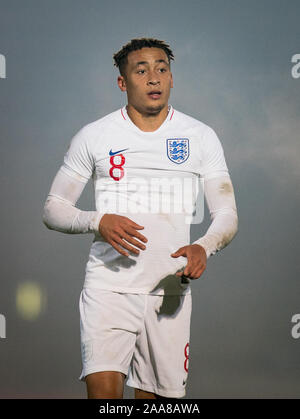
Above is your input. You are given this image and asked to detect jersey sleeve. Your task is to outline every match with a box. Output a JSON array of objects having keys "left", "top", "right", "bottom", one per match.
[
  {"left": 200, "top": 126, "right": 229, "bottom": 180},
  {"left": 43, "top": 166, "right": 104, "bottom": 235},
  {"left": 192, "top": 174, "right": 238, "bottom": 259},
  {"left": 63, "top": 126, "right": 94, "bottom": 181}
]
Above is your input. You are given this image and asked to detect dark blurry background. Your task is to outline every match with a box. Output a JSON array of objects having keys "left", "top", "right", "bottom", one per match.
[{"left": 0, "top": 0, "right": 299, "bottom": 398}]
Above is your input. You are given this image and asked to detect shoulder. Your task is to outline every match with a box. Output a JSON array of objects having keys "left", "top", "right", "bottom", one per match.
[
  {"left": 68, "top": 107, "right": 122, "bottom": 152},
  {"left": 172, "top": 107, "right": 224, "bottom": 154},
  {"left": 172, "top": 107, "right": 212, "bottom": 134},
  {"left": 79, "top": 107, "right": 122, "bottom": 138}
]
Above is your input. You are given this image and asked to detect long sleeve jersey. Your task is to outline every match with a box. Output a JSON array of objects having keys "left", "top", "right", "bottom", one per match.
[{"left": 43, "top": 104, "right": 238, "bottom": 295}]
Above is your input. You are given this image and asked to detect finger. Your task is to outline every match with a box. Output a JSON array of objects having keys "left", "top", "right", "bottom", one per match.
[
  {"left": 188, "top": 269, "right": 200, "bottom": 279},
  {"left": 196, "top": 269, "right": 205, "bottom": 279},
  {"left": 113, "top": 234, "right": 140, "bottom": 255},
  {"left": 175, "top": 271, "right": 183, "bottom": 277},
  {"left": 126, "top": 227, "right": 148, "bottom": 243},
  {"left": 189, "top": 268, "right": 199, "bottom": 279},
  {"left": 191, "top": 262, "right": 206, "bottom": 278},
  {"left": 109, "top": 240, "right": 129, "bottom": 257},
  {"left": 171, "top": 248, "right": 186, "bottom": 257},
  {"left": 183, "top": 264, "right": 193, "bottom": 277},
  {"left": 121, "top": 232, "right": 146, "bottom": 250},
  {"left": 125, "top": 218, "right": 144, "bottom": 229},
  {"left": 190, "top": 270, "right": 203, "bottom": 280},
  {"left": 194, "top": 265, "right": 206, "bottom": 279}
]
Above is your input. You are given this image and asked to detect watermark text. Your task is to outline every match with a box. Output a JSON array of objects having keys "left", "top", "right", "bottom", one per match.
[
  {"left": 0, "top": 314, "right": 6, "bottom": 338},
  {"left": 0, "top": 54, "right": 6, "bottom": 79},
  {"left": 291, "top": 313, "right": 300, "bottom": 339},
  {"left": 291, "top": 54, "right": 300, "bottom": 79}
]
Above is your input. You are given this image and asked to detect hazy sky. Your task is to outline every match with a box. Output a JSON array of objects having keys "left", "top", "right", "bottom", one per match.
[{"left": 0, "top": 0, "right": 299, "bottom": 398}]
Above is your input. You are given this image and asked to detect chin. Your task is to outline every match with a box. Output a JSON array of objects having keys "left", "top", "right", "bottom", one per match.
[{"left": 144, "top": 103, "right": 165, "bottom": 115}]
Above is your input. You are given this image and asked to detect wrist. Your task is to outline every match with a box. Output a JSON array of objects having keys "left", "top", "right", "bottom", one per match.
[
  {"left": 192, "top": 238, "right": 211, "bottom": 259},
  {"left": 90, "top": 212, "right": 105, "bottom": 235}
]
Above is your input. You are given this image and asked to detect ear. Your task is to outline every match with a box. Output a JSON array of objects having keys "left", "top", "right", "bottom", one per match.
[
  {"left": 117, "top": 75, "right": 127, "bottom": 92},
  {"left": 170, "top": 72, "right": 174, "bottom": 88}
]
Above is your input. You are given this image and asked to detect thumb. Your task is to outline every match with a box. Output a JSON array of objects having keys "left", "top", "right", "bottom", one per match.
[{"left": 171, "top": 247, "right": 186, "bottom": 258}]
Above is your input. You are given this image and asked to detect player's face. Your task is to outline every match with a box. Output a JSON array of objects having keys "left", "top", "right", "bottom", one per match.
[{"left": 117, "top": 47, "right": 173, "bottom": 115}]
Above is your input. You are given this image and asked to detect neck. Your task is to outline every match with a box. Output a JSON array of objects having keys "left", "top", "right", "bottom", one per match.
[{"left": 126, "top": 103, "right": 169, "bottom": 132}]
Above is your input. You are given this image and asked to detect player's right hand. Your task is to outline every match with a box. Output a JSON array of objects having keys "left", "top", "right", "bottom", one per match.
[{"left": 98, "top": 214, "right": 148, "bottom": 257}]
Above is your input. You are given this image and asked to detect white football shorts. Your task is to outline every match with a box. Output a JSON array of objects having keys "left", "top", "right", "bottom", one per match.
[{"left": 79, "top": 288, "right": 192, "bottom": 398}]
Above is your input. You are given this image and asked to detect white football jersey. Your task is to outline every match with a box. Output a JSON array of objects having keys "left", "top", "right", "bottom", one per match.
[{"left": 62, "top": 104, "right": 229, "bottom": 295}]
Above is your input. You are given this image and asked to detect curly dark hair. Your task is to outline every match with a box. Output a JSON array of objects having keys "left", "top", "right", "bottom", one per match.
[{"left": 113, "top": 37, "right": 174, "bottom": 77}]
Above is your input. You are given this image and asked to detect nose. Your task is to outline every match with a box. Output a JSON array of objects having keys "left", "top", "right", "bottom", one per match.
[
  {"left": 147, "top": 79, "right": 160, "bottom": 86},
  {"left": 147, "top": 70, "right": 160, "bottom": 85}
]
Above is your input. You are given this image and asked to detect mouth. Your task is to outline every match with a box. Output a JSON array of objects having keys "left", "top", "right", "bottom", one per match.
[{"left": 147, "top": 90, "right": 162, "bottom": 99}]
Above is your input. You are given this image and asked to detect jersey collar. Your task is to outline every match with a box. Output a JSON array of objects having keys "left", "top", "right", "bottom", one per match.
[{"left": 120, "top": 104, "right": 174, "bottom": 134}]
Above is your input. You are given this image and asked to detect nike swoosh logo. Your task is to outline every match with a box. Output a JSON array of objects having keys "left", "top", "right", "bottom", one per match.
[{"left": 109, "top": 148, "right": 129, "bottom": 156}]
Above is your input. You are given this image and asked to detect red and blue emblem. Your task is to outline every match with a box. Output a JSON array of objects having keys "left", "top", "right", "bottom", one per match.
[{"left": 166, "top": 138, "right": 189, "bottom": 164}]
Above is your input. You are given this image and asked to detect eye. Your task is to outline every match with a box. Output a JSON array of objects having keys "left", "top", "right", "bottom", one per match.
[
  {"left": 137, "top": 69, "right": 145, "bottom": 74},
  {"left": 159, "top": 68, "right": 167, "bottom": 72}
]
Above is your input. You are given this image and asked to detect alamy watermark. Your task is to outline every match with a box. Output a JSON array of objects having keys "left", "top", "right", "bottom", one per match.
[
  {"left": 95, "top": 175, "right": 205, "bottom": 224},
  {"left": 291, "top": 54, "right": 300, "bottom": 79},
  {"left": 0, "top": 54, "right": 6, "bottom": 79},
  {"left": 0, "top": 314, "right": 6, "bottom": 338},
  {"left": 291, "top": 313, "right": 300, "bottom": 339}
]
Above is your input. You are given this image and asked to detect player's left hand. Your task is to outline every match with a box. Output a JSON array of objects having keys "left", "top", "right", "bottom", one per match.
[{"left": 171, "top": 244, "right": 207, "bottom": 280}]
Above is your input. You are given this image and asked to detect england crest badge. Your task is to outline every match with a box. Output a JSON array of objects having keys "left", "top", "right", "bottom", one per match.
[{"left": 166, "top": 138, "right": 190, "bottom": 164}]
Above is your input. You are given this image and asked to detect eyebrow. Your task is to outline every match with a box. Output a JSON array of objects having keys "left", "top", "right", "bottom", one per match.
[{"left": 134, "top": 59, "right": 169, "bottom": 67}]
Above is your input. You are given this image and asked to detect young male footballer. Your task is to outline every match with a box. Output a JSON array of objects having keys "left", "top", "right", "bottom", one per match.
[{"left": 42, "top": 37, "right": 238, "bottom": 399}]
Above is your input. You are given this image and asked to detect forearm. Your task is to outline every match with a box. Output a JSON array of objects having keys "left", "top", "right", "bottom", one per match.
[
  {"left": 42, "top": 165, "right": 103, "bottom": 235},
  {"left": 192, "top": 175, "right": 238, "bottom": 258},
  {"left": 193, "top": 208, "right": 238, "bottom": 258},
  {"left": 43, "top": 195, "right": 103, "bottom": 234}
]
